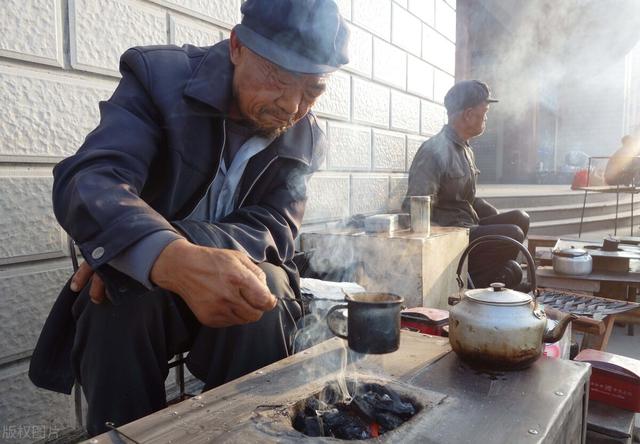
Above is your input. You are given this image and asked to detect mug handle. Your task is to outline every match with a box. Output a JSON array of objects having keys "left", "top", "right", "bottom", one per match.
[{"left": 326, "top": 304, "right": 348, "bottom": 340}]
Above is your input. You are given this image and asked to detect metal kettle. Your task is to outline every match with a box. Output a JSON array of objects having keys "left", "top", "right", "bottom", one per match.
[
  {"left": 448, "top": 235, "right": 576, "bottom": 370},
  {"left": 552, "top": 247, "right": 593, "bottom": 275}
]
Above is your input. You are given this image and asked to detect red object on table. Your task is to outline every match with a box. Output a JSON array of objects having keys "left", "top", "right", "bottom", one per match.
[
  {"left": 401, "top": 307, "right": 449, "bottom": 337},
  {"left": 571, "top": 169, "right": 589, "bottom": 189},
  {"left": 575, "top": 349, "right": 640, "bottom": 412}
]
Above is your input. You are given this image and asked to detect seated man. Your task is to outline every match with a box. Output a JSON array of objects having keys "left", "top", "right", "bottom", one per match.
[
  {"left": 29, "top": 0, "right": 349, "bottom": 436},
  {"left": 403, "top": 80, "right": 529, "bottom": 289},
  {"left": 605, "top": 134, "right": 640, "bottom": 186}
]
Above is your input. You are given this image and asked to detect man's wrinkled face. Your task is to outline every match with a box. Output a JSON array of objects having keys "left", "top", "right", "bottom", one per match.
[
  {"left": 465, "top": 102, "right": 490, "bottom": 137},
  {"left": 229, "top": 33, "right": 327, "bottom": 138}
]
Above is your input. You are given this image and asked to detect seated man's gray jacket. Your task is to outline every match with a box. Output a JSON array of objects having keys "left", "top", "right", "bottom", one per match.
[
  {"left": 29, "top": 41, "right": 325, "bottom": 394},
  {"left": 402, "top": 125, "right": 480, "bottom": 227}
]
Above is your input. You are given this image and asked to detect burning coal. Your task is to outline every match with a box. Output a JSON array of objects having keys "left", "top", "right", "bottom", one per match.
[{"left": 292, "top": 380, "right": 419, "bottom": 440}]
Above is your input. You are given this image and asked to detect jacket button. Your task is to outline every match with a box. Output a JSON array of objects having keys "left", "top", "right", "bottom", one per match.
[{"left": 91, "top": 247, "right": 105, "bottom": 259}]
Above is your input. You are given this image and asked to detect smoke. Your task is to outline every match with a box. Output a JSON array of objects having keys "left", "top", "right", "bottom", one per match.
[
  {"left": 470, "top": 0, "right": 640, "bottom": 114},
  {"left": 464, "top": 0, "right": 640, "bottom": 174}
]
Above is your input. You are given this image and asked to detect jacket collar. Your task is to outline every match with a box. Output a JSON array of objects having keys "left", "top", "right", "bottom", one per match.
[
  {"left": 184, "top": 41, "right": 234, "bottom": 113},
  {"left": 444, "top": 124, "right": 470, "bottom": 149},
  {"left": 273, "top": 114, "right": 315, "bottom": 166}
]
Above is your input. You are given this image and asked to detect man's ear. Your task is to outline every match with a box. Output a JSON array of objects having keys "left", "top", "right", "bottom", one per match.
[{"left": 229, "top": 30, "right": 242, "bottom": 66}]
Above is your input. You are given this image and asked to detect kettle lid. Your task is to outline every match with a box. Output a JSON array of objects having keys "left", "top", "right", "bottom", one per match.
[
  {"left": 554, "top": 247, "right": 589, "bottom": 258},
  {"left": 466, "top": 282, "right": 532, "bottom": 306}
]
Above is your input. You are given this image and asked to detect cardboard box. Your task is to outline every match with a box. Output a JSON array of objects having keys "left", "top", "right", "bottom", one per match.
[{"left": 575, "top": 349, "right": 640, "bottom": 412}]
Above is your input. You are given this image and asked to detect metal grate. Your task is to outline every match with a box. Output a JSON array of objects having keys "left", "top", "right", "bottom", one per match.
[{"left": 538, "top": 288, "right": 640, "bottom": 318}]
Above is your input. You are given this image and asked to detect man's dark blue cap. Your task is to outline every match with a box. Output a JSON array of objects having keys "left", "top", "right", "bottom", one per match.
[
  {"left": 234, "top": 0, "right": 350, "bottom": 75},
  {"left": 444, "top": 80, "right": 499, "bottom": 114}
]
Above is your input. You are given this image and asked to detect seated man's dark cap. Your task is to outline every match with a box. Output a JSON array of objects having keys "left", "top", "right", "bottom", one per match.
[
  {"left": 444, "top": 80, "right": 499, "bottom": 114},
  {"left": 233, "top": 0, "right": 350, "bottom": 75}
]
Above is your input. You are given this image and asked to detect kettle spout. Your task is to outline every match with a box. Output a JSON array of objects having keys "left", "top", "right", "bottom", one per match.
[{"left": 543, "top": 308, "right": 578, "bottom": 344}]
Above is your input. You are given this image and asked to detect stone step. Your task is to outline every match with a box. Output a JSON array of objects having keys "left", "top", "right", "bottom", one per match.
[
  {"left": 506, "top": 199, "right": 637, "bottom": 223},
  {"left": 481, "top": 191, "right": 622, "bottom": 210},
  {"left": 529, "top": 210, "right": 636, "bottom": 237}
]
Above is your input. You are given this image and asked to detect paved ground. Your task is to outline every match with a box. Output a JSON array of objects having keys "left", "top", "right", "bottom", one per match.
[{"left": 608, "top": 325, "right": 640, "bottom": 360}]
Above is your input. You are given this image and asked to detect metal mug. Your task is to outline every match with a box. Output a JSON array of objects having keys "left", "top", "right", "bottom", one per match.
[{"left": 326, "top": 292, "right": 404, "bottom": 354}]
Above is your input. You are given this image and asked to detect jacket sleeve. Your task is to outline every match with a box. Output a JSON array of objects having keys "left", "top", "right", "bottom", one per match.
[
  {"left": 52, "top": 48, "right": 179, "bottom": 269},
  {"left": 402, "top": 144, "right": 442, "bottom": 212},
  {"left": 174, "top": 158, "right": 316, "bottom": 266}
]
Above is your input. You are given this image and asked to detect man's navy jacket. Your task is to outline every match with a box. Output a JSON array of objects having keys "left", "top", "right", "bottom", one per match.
[{"left": 29, "top": 40, "right": 326, "bottom": 394}]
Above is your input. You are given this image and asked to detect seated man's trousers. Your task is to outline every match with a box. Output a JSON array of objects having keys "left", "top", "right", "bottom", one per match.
[
  {"left": 468, "top": 210, "right": 530, "bottom": 288},
  {"left": 71, "top": 262, "right": 301, "bottom": 436}
]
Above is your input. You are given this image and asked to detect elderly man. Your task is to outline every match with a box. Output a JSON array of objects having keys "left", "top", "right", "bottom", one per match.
[
  {"left": 403, "top": 81, "right": 529, "bottom": 289},
  {"left": 29, "top": 0, "right": 349, "bottom": 435}
]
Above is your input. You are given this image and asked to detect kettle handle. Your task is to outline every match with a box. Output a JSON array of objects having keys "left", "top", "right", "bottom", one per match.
[{"left": 456, "top": 234, "right": 538, "bottom": 293}]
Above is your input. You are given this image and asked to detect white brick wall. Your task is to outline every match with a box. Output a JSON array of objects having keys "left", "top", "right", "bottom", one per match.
[
  {"left": 392, "top": 3, "right": 422, "bottom": 57},
  {"left": 350, "top": 174, "right": 389, "bottom": 214},
  {"left": 0, "top": 173, "right": 64, "bottom": 264},
  {"left": 391, "top": 90, "right": 421, "bottom": 133},
  {"left": 327, "top": 122, "right": 371, "bottom": 170},
  {"left": 422, "top": 23, "right": 455, "bottom": 75},
  {"left": 352, "top": 0, "right": 391, "bottom": 40},
  {"left": 407, "top": 55, "right": 435, "bottom": 99},
  {"left": 352, "top": 77, "right": 390, "bottom": 127},
  {"left": 435, "top": 0, "right": 456, "bottom": 42},
  {"left": 151, "top": 0, "right": 240, "bottom": 27},
  {"left": 372, "top": 129, "right": 406, "bottom": 171},
  {"left": 0, "top": 0, "right": 63, "bottom": 67},
  {"left": 389, "top": 174, "right": 409, "bottom": 209},
  {"left": 314, "top": 71, "right": 351, "bottom": 121},
  {"left": 0, "top": 361, "right": 75, "bottom": 439},
  {"left": 169, "top": 14, "right": 223, "bottom": 47},
  {"left": 305, "top": 173, "right": 350, "bottom": 222},
  {"left": 0, "top": 65, "right": 116, "bottom": 158},
  {"left": 373, "top": 38, "right": 407, "bottom": 89},
  {"left": 0, "top": 261, "right": 72, "bottom": 361},
  {"left": 70, "top": 0, "right": 168, "bottom": 76},
  {"left": 409, "top": 0, "right": 435, "bottom": 26},
  {"left": 344, "top": 24, "right": 373, "bottom": 77},
  {"left": 0, "top": 0, "right": 456, "bottom": 432},
  {"left": 422, "top": 99, "right": 448, "bottom": 135}
]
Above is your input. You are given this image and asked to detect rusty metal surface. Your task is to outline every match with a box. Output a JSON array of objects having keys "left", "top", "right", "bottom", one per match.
[{"left": 87, "top": 332, "right": 590, "bottom": 444}]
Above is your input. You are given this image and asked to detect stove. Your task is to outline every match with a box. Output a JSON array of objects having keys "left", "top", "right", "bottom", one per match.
[{"left": 89, "top": 332, "right": 590, "bottom": 444}]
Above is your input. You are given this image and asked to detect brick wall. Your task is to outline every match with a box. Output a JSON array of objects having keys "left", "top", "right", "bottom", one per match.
[{"left": 0, "top": 0, "right": 455, "bottom": 437}]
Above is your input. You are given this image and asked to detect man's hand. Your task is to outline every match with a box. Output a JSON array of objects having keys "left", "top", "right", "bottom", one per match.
[
  {"left": 150, "top": 239, "right": 277, "bottom": 328},
  {"left": 70, "top": 261, "right": 106, "bottom": 304}
]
